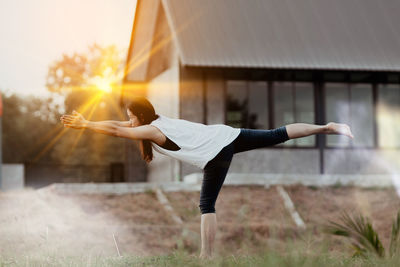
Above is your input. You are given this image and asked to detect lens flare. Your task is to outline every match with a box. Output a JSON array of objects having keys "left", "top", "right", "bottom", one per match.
[{"left": 91, "top": 75, "right": 113, "bottom": 93}]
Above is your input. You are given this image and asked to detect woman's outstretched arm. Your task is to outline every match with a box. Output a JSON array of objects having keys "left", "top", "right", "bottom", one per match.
[
  {"left": 99, "top": 120, "right": 132, "bottom": 127},
  {"left": 60, "top": 111, "right": 156, "bottom": 141}
]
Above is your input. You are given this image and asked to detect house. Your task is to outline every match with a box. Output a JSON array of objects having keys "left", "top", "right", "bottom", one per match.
[{"left": 122, "top": 0, "right": 400, "bottom": 183}]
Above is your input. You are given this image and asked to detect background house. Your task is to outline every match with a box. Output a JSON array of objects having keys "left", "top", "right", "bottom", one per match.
[{"left": 122, "top": 0, "right": 400, "bottom": 182}]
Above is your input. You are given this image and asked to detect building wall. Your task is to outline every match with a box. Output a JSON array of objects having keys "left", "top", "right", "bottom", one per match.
[
  {"left": 146, "top": 50, "right": 180, "bottom": 182},
  {"left": 124, "top": 140, "right": 147, "bottom": 182},
  {"left": 230, "top": 149, "right": 320, "bottom": 174},
  {"left": 205, "top": 70, "right": 225, "bottom": 125},
  {"left": 178, "top": 68, "right": 400, "bottom": 177},
  {"left": 228, "top": 148, "right": 400, "bottom": 175},
  {"left": 146, "top": 63, "right": 400, "bottom": 179},
  {"left": 25, "top": 163, "right": 112, "bottom": 188},
  {"left": 179, "top": 67, "right": 204, "bottom": 123},
  {"left": 324, "top": 149, "right": 400, "bottom": 174},
  {"left": 124, "top": 0, "right": 181, "bottom": 182},
  {"left": 177, "top": 69, "right": 323, "bottom": 177},
  {"left": 178, "top": 67, "right": 206, "bottom": 177},
  {"left": 227, "top": 148, "right": 400, "bottom": 175}
]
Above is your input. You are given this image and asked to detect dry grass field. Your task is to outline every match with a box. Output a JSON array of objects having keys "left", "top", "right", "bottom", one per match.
[{"left": 1, "top": 184, "right": 399, "bottom": 266}]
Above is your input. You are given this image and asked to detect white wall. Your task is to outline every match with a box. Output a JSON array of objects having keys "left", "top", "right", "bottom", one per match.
[
  {"left": 1, "top": 164, "right": 24, "bottom": 191},
  {"left": 324, "top": 149, "right": 400, "bottom": 174},
  {"left": 146, "top": 49, "right": 180, "bottom": 182}
]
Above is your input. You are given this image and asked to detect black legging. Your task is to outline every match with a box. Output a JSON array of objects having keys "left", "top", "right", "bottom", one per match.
[{"left": 199, "top": 126, "right": 290, "bottom": 214}]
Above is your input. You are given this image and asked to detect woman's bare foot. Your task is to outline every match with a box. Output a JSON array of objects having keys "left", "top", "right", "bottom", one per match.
[{"left": 325, "top": 122, "right": 354, "bottom": 139}]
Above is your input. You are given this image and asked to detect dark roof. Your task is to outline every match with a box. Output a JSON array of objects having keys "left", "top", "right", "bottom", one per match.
[{"left": 162, "top": 0, "right": 400, "bottom": 71}]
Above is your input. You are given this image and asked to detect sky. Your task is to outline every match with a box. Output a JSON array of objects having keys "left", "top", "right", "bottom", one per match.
[{"left": 0, "top": 0, "right": 137, "bottom": 97}]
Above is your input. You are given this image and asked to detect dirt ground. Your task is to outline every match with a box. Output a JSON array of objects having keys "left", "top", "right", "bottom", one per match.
[
  {"left": 0, "top": 185, "right": 399, "bottom": 258},
  {"left": 284, "top": 186, "right": 400, "bottom": 250}
]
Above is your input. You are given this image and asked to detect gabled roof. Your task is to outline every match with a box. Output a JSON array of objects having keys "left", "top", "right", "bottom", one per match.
[
  {"left": 164, "top": 0, "right": 400, "bottom": 71},
  {"left": 124, "top": 0, "right": 162, "bottom": 82},
  {"left": 126, "top": 0, "right": 400, "bottom": 75}
]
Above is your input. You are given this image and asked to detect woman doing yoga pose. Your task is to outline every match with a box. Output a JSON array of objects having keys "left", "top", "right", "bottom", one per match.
[{"left": 60, "top": 96, "right": 354, "bottom": 259}]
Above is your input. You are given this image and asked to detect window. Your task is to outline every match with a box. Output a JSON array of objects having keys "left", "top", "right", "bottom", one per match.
[
  {"left": 377, "top": 84, "right": 400, "bottom": 148},
  {"left": 295, "top": 83, "right": 315, "bottom": 146},
  {"left": 350, "top": 84, "right": 374, "bottom": 147},
  {"left": 325, "top": 83, "right": 350, "bottom": 147},
  {"left": 226, "top": 80, "right": 268, "bottom": 129},
  {"left": 226, "top": 81, "right": 247, "bottom": 128},
  {"left": 325, "top": 83, "right": 374, "bottom": 147},
  {"left": 273, "top": 82, "right": 315, "bottom": 147},
  {"left": 248, "top": 82, "right": 268, "bottom": 129},
  {"left": 223, "top": 71, "right": 393, "bottom": 151}
]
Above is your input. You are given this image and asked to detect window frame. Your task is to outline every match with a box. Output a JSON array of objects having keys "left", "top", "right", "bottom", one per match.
[
  {"left": 221, "top": 69, "right": 400, "bottom": 150},
  {"left": 224, "top": 70, "right": 318, "bottom": 149},
  {"left": 272, "top": 81, "right": 317, "bottom": 148},
  {"left": 324, "top": 82, "right": 375, "bottom": 149}
]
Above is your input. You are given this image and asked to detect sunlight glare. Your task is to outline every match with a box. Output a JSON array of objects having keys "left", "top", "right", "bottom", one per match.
[{"left": 91, "top": 75, "right": 113, "bottom": 93}]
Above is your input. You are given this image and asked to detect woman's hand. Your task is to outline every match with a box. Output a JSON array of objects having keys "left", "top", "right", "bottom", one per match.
[{"left": 60, "top": 110, "right": 89, "bottom": 129}]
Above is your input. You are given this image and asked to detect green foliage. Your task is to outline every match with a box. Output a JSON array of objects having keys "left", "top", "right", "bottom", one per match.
[
  {"left": 389, "top": 211, "right": 400, "bottom": 257},
  {"left": 307, "top": 185, "right": 318, "bottom": 190},
  {"left": 1, "top": 90, "right": 127, "bottom": 166},
  {"left": 332, "top": 181, "right": 343, "bottom": 189},
  {"left": 1, "top": 92, "right": 61, "bottom": 163},
  {"left": 325, "top": 209, "right": 400, "bottom": 258},
  {"left": 176, "top": 228, "right": 200, "bottom": 253}
]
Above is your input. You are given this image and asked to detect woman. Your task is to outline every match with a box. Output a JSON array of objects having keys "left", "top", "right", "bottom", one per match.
[{"left": 61, "top": 96, "right": 354, "bottom": 259}]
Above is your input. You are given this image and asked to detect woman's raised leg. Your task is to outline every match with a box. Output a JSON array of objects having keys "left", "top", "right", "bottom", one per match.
[
  {"left": 233, "top": 122, "right": 354, "bottom": 154},
  {"left": 285, "top": 122, "right": 354, "bottom": 139},
  {"left": 233, "top": 126, "right": 290, "bottom": 154}
]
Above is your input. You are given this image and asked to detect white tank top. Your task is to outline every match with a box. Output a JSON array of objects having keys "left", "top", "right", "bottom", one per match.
[{"left": 150, "top": 115, "right": 241, "bottom": 169}]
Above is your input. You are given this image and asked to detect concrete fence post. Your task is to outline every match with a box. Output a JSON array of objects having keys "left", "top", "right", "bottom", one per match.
[{"left": 0, "top": 93, "right": 3, "bottom": 189}]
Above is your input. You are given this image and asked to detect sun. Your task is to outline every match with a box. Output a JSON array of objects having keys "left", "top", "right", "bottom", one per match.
[{"left": 92, "top": 76, "right": 113, "bottom": 93}]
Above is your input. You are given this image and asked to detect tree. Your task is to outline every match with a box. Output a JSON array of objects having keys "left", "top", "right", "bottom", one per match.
[
  {"left": 1, "top": 92, "right": 61, "bottom": 163},
  {"left": 46, "top": 43, "right": 126, "bottom": 97},
  {"left": 44, "top": 43, "right": 128, "bottom": 165}
]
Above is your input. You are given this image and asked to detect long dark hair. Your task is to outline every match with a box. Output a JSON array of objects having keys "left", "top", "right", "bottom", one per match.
[{"left": 126, "top": 96, "right": 159, "bottom": 163}]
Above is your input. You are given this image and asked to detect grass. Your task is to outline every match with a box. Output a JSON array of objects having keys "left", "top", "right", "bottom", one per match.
[
  {"left": 2, "top": 185, "right": 399, "bottom": 266},
  {"left": 1, "top": 231, "right": 399, "bottom": 267},
  {"left": 2, "top": 248, "right": 400, "bottom": 267},
  {"left": 332, "top": 181, "right": 344, "bottom": 189}
]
